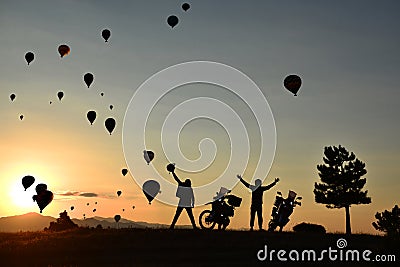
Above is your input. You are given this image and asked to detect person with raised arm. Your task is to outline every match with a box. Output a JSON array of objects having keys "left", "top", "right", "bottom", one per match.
[
  {"left": 169, "top": 165, "right": 198, "bottom": 229},
  {"left": 237, "top": 175, "right": 279, "bottom": 231}
]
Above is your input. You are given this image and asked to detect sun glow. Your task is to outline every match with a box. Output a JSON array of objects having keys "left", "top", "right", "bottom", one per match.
[{"left": 9, "top": 180, "right": 36, "bottom": 209}]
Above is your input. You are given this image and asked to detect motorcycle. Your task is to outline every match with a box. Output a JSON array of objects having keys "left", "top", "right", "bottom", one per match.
[
  {"left": 199, "top": 188, "right": 242, "bottom": 230},
  {"left": 268, "top": 190, "right": 302, "bottom": 232}
]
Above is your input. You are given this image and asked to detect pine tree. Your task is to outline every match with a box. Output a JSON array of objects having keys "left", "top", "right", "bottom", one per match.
[{"left": 314, "top": 145, "right": 371, "bottom": 234}]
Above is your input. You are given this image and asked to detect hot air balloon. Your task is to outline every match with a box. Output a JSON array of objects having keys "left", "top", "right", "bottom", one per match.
[
  {"left": 132, "top": 206, "right": 135, "bottom": 210},
  {"left": 100, "top": 92, "right": 104, "bottom": 97},
  {"left": 58, "top": 44, "right": 70, "bottom": 58},
  {"left": 35, "top": 183, "right": 47, "bottom": 194},
  {"left": 121, "top": 169, "right": 128, "bottom": 176},
  {"left": 71, "top": 206, "right": 74, "bottom": 211},
  {"left": 22, "top": 175, "right": 35, "bottom": 191},
  {"left": 95, "top": 202, "right": 98, "bottom": 205},
  {"left": 102, "top": 29, "right": 111, "bottom": 42},
  {"left": 142, "top": 180, "right": 161, "bottom": 204},
  {"left": 10, "top": 94, "right": 16, "bottom": 102},
  {"left": 87, "top": 110, "right": 97, "bottom": 125},
  {"left": 143, "top": 150, "right": 155, "bottom": 165},
  {"left": 105, "top": 118, "right": 116, "bottom": 135},
  {"left": 32, "top": 184, "right": 53, "bottom": 213},
  {"left": 19, "top": 115, "right": 24, "bottom": 121},
  {"left": 117, "top": 190, "right": 122, "bottom": 197},
  {"left": 84, "top": 73, "right": 94, "bottom": 88},
  {"left": 283, "top": 74, "right": 302, "bottom": 96},
  {"left": 114, "top": 215, "right": 121, "bottom": 223},
  {"left": 109, "top": 105, "right": 113, "bottom": 110},
  {"left": 50, "top": 101, "right": 52, "bottom": 105},
  {"left": 57, "top": 91, "right": 64, "bottom": 101},
  {"left": 93, "top": 209, "right": 96, "bottom": 212},
  {"left": 87, "top": 203, "right": 89, "bottom": 206},
  {"left": 25, "top": 52, "right": 34, "bottom": 65},
  {"left": 167, "top": 15, "right": 179, "bottom": 28},
  {"left": 122, "top": 209, "right": 125, "bottom": 212},
  {"left": 182, "top": 3, "right": 190, "bottom": 11}
]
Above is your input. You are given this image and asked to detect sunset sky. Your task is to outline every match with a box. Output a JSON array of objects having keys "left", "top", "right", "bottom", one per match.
[{"left": 0, "top": 0, "right": 399, "bottom": 234}]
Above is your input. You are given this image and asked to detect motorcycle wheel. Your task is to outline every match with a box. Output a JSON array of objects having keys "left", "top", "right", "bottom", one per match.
[{"left": 199, "top": 210, "right": 216, "bottom": 230}]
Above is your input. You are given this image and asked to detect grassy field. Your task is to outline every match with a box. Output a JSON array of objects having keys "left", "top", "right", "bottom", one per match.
[{"left": 0, "top": 229, "right": 398, "bottom": 267}]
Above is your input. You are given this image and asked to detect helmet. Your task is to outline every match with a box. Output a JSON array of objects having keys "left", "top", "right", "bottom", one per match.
[{"left": 166, "top": 163, "right": 175, "bottom": 173}]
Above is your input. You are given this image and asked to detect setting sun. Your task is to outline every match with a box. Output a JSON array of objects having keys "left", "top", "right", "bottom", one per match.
[{"left": 9, "top": 180, "right": 36, "bottom": 209}]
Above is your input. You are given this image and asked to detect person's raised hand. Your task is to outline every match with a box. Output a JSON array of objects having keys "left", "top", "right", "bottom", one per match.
[
  {"left": 236, "top": 174, "right": 242, "bottom": 180},
  {"left": 275, "top": 177, "right": 280, "bottom": 183}
]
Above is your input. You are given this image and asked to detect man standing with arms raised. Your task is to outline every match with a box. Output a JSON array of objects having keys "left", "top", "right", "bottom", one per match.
[{"left": 237, "top": 175, "right": 279, "bottom": 231}]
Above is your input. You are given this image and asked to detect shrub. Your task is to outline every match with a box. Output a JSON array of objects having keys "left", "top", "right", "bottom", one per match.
[
  {"left": 293, "top": 222, "right": 326, "bottom": 234},
  {"left": 372, "top": 205, "right": 400, "bottom": 237}
]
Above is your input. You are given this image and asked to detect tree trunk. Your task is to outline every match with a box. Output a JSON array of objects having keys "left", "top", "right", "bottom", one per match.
[{"left": 345, "top": 205, "right": 351, "bottom": 235}]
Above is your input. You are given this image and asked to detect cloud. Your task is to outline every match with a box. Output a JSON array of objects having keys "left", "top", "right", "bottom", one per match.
[
  {"left": 79, "top": 192, "right": 98, "bottom": 198},
  {"left": 56, "top": 191, "right": 99, "bottom": 198},
  {"left": 57, "top": 191, "right": 80, "bottom": 196}
]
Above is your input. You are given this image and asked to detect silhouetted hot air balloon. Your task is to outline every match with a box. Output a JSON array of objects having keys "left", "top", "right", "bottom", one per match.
[
  {"left": 35, "top": 184, "right": 47, "bottom": 195},
  {"left": 58, "top": 44, "right": 70, "bottom": 58},
  {"left": 25, "top": 52, "right": 34, "bottom": 65},
  {"left": 57, "top": 91, "right": 64, "bottom": 101},
  {"left": 50, "top": 101, "right": 52, "bottom": 105},
  {"left": 95, "top": 202, "right": 98, "bottom": 205},
  {"left": 87, "top": 110, "right": 97, "bottom": 125},
  {"left": 114, "top": 215, "right": 121, "bottom": 223},
  {"left": 87, "top": 203, "right": 89, "bottom": 206},
  {"left": 117, "top": 190, "right": 122, "bottom": 197},
  {"left": 167, "top": 15, "right": 179, "bottom": 28},
  {"left": 105, "top": 118, "right": 116, "bottom": 135},
  {"left": 284, "top": 74, "right": 302, "bottom": 96},
  {"left": 100, "top": 92, "right": 104, "bottom": 97},
  {"left": 19, "top": 115, "right": 24, "bottom": 121},
  {"left": 84, "top": 73, "right": 94, "bottom": 88},
  {"left": 121, "top": 169, "right": 128, "bottom": 176},
  {"left": 122, "top": 209, "right": 125, "bottom": 212},
  {"left": 143, "top": 150, "right": 154, "bottom": 165},
  {"left": 10, "top": 94, "right": 16, "bottom": 102},
  {"left": 71, "top": 206, "right": 74, "bottom": 211},
  {"left": 142, "top": 180, "right": 160, "bottom": 204},
  {"left": 22, "top": 175, "right": 35, "bottom": 191},
  {"left": 102, "top": 29, "right": 111, "bottom": 42},
  {"left": 182, "top": 3, "right": 190, "bottom": 11},
  {"left": 132, "top": 206, "right": 135, "bottom": 210},
  {"left": 109, "top": 105, "right": 113, "bottom": 110},
  {"left": 32, "top": 184, "right": 53, "bottom": 213},
  {"left": 93, "top": 209, "right": 96, "bottom": 212}
]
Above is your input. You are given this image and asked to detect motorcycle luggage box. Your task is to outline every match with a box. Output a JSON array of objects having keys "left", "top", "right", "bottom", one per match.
[{"left": 227, "top": 195, "right": 242, "bottom": 207}]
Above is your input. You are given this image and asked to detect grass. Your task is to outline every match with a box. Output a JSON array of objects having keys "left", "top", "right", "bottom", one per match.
[{"left": 0, "top": 228, "right": 398, "bottom": 267}]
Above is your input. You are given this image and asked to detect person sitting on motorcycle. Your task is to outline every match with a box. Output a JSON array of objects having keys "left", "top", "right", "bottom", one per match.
[{"left": 237, "top": 175, "right": 279, "bottom": 231}]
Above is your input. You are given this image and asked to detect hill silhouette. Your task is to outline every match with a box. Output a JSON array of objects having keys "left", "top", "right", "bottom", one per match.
[
  {"left": 0, "top": 213, "right": 55, "bottom": 232},
  {"left": 0, "top": 213, "right": 178, "bottom": 232}
]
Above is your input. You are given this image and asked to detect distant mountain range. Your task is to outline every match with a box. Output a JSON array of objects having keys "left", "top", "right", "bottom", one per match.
[{"left": 0, "top": 212, "right": 171, "bottom": 232}]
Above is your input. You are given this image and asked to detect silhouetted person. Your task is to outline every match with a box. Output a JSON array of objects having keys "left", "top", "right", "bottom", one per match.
[
  {"left": 237, "top": 175, "right": 279, "bottom": 231},
  {"left": 169, "top": 170, "right": 198, "bottom": 229}
]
